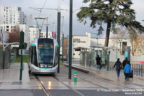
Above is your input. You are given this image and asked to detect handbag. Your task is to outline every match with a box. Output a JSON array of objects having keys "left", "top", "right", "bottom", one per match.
[{"left": 126, "top": 71, "right": 133, "bottom": 78}]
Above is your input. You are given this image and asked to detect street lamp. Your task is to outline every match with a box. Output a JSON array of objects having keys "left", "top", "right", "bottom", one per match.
[
  {"left": 68, "top": 0, "right": 73, "bottom": 79},
  {"left": 57, "top": 0, "right": 61, "bottom": 73},
  {"left": 46, "top": 17, "right": 48, "bottom": 38}
]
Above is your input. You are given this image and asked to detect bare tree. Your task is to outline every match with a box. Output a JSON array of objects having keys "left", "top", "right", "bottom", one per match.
[
  {"left": 8, "top": 26, "right": 20, "bottom": 43},
  {"left": 131, "top": 34, "right": 144, "bottom": 56}
]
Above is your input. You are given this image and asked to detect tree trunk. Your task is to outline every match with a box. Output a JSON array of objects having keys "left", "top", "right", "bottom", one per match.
[{"left": 105, "top": 21, "right": 112, "bottom": 47}]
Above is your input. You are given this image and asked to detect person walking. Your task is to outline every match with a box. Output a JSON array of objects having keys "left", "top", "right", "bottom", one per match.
[
  {"left": 123, "top": 61, "right": 133, "bottom": 80},
  {"left": 96, "top": 55, "right": 102, "bottom": 70},
  {"left": 122, "top": 58, "right": 128, "bottom": 69},
  {"left": 113, "top": 58, "right": 122, "bottom": 79}
]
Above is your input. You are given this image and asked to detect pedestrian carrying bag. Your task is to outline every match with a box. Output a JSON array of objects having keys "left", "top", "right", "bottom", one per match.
[{"left": 126, "top": 71, "right": 133, "bottom": 78}]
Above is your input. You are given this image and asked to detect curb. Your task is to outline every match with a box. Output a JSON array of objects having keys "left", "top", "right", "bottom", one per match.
[
  {"left": 64, "top": 64, "right": 89, "bottom": 73},
  {"left": 64, "top": 64, "right": 113, "bottom": 81},
  {"left": 134, "top": 76, "right": 144, "bottom": 80},
  {"left": 89, "top": 71, "right": 114, "bottom": 82}
]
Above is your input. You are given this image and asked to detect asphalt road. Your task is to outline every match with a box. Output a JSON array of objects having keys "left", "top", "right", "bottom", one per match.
[{"left": 0, "top": 89, "right": 143, "bottom": 96}]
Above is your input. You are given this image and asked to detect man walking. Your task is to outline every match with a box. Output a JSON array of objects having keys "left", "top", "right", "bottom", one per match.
[{"left": 96, "top": 55, "right": 102, "bottom": 70}]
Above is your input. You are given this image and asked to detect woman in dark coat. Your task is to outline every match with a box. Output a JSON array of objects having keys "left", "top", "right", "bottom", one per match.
[{"left": 113, "top": 58, "right": 122, "bottom": 79}]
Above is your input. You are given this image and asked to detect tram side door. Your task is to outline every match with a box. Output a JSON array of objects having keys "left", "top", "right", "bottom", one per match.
[{"left": 31, "top": 46, "right": 38, "bottom": 66}]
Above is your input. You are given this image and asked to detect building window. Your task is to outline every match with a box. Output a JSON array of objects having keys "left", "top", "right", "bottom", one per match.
[
  {"left": 73, "top": 39, "right": 80, "bottom": 43},
  {"left": 73, "top": 38, "right": 86, "bottom": 43},
  {"left": 18, "top": 7, "right": 21, "bottom": 11}
]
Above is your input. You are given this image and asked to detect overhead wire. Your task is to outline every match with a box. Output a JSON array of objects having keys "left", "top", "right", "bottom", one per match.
[{"left": 39, "top": 0, "right": 48, "bottom": 15}]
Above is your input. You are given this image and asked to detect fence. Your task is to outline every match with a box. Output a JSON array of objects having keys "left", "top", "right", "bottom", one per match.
[
  {"left": 0, "top": 49, "right": 3, "bottom": 68},
  {"left": 131, "top": 63, "right": 144, "bottom": 77},
  {"left": 0, "top": 45, "right": 11, "bottom": 69}
]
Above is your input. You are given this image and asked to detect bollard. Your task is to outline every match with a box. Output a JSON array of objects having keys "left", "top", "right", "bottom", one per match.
[
  {"left": 142, "top": 65, "right": 143, "bottom": 77},
  {"left": 139, "top": 64, "right": 140, "bottom": 76},
  {"left": 141, "top": 64, "right": 142, "bottom": 77},
  {"left": 73, "top": 70, "right": 77, "bottom": 84}
]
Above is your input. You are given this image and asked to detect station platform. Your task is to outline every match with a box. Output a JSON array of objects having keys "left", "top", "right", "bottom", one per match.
[
  {"left": 0, "top": 63, "right": 36, "bottom": 89},
  {"left": 65, "top": 63, "right": 144, "bottom": 89}
]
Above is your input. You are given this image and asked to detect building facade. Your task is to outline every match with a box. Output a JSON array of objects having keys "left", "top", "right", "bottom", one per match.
[
  {"left": 65, "top": 32, "right": 131, "bottom": 59},
  {"left": 29, "top": 27, "right": 39, "bottom": 43},
  {"left": 72, "top": 32, "right": 91, "bottom": 58},
  {"left": 0, "top": 6, "right": 25, "bottom": 24},
  {"left": 0, "top": 6, "right": 29, "bottom": 44}
]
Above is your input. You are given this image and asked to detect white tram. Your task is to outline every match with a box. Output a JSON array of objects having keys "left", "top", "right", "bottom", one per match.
[{"left": 29, "top": 38, "right": 58, "bottom": 74}]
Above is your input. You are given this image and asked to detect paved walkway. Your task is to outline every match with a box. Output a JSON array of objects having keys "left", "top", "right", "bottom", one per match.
[
  {"left": 70, "top": 63, "right": 144, "bottom": 89},
  {"left": 0, "top": 63, "right": 35, "bottom": 89}
]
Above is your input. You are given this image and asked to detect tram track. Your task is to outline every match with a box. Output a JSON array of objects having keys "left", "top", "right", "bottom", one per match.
[
  {"left": 34, "top": 75, "right": 51, "bottom": 96},
  {"left": 34, "top": 74, "right": 85, "bottom": 96},
  {"left": 53, "top": 75, "right": 85, "bottom": 96}
]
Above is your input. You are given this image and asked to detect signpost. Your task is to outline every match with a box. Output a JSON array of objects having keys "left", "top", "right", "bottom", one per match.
[{"left": 19, "top": 31, "right": 24, "bottom": 81}]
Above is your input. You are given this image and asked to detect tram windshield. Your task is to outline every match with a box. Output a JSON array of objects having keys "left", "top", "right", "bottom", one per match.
[{"left": 38, "top": 39, "right": 54, "bottom": 64}]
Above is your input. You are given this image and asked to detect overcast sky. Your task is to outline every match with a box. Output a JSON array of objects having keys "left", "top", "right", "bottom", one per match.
[{"left": 1, "top": 0, "right": 144, "bottom": 36}]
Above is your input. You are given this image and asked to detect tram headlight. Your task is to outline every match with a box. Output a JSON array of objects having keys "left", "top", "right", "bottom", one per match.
[
  {"left": 40, "top": 64, "right": 48, "bottom": 68},
  {"left": 40, "top": 64, "right": 45, "bottom": 68}
]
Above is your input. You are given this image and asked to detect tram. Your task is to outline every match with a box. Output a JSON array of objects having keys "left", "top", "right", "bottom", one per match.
[{"left": 29, "top": 38, "right": 58, "bottom": 74}]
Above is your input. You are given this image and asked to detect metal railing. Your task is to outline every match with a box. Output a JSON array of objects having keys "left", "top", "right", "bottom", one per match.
[{"left": 131, "top": 63, "right": 144, "bottom": 77}]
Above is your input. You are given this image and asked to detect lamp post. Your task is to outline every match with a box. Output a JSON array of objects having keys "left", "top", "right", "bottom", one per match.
[
  {"left": 68, "top": 0, "right": 73, "bottom": 79},
  {"left": 57, "top": 0, "right": 61, "bottom": 73},
  {"left": 61, "top": 16, "right": 64, "bottom": 62}
]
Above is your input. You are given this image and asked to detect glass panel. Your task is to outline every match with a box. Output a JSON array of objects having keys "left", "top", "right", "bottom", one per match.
[{"left": 38, "top": 39, "right": 54, "bottom": 64}]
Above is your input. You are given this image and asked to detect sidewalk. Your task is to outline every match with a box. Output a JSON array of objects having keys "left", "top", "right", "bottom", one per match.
[
  {"left": 0, "top": 63, "right": 36, "bottom": 89},
  {"left": 69, "top": 63, "right": 144, "bottom": 89}
]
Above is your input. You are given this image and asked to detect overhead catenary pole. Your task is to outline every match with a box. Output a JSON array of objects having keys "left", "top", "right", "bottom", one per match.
[
  {"left": 46, "top": 17, "right": 48, "bottom": 38},
  {"left": 57, "top": 0, "right": 61, "bottom": 73},
  {"left": 62, "top": 34, "right": 64, "bottom": 62},
  {"left": 69, "top": 0, "right": 73, "bottom": 79},
  {"left": 62, "top": 16, "right": 64, "bottom": 62}
]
